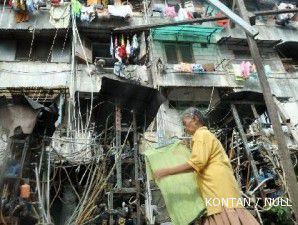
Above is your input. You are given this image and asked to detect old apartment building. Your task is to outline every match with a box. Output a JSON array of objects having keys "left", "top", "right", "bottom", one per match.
[{"left": 0, "top": 0, "right": 298, "bottom": 224}]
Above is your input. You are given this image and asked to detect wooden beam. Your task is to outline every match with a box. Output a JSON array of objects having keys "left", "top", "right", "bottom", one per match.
[
  {"left": 224, "top": 101, "right": 265, "bottom": 105},
  {"left": 113, "top": 8, "right": 298, "bottom": 32},
  {"left": 255, "top": 8, "right": 298, "bottom": 17},
  {"left": 113, "top": 16, "right": 228, "bottom": 31},
  {"left": 235, "top": 0, "right": 298, "bottom": 220},
  {"left": 231, "top": 105, "right": 264, "bottom": 196}
]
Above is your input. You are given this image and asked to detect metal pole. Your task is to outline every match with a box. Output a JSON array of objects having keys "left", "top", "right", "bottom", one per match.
[
  {"left": 115, "top": 105, "right": 122, "bottom": 188},
  {"left": 231, "top": 105, "right": 260, "bottom": 184},
  {"left": 235, "top": 0, "right": 298, "bottom": 219},
  {"left": 205, "top": 0, "right": 258, "bottom": 37},
  {"left": 133, "top": 112, "right": 141, "bottom": 225},
  {"left": 108, "top": 192, "right": 114, "bottom": 225},
  {"left": 113, "top": 8, "right": 298, "bottom": 32}
]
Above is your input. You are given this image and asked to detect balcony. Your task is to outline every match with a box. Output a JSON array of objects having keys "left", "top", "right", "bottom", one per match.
[
  {"left": 155, "top": 62, "right": 238, "bottom": 87},
  {"left": 75, "top": 0, "right": 147, "bottom": 29},
  {"left": 0, "top": 61, "right": 70, "bottom": 88},
  {"left": 0, "top": 1, "right": 70, "bottom": 30}
]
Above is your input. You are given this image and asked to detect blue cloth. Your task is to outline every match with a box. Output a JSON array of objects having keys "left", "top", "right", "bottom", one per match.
[{"left": 192, "top": 64, "right": 204, "bottom": 74}]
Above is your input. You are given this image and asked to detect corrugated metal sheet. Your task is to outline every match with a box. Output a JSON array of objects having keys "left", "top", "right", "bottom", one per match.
[{"left": 217, "top": 24, "right": 298, "bottom": 42}]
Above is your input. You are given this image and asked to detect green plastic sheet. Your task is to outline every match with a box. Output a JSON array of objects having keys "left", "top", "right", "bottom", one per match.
[
  {"left": 145, "top": 141, "right": 206, "bottom": 225},
  {"left": 151, "top": 25, "right": 223, "bottom": 43}
]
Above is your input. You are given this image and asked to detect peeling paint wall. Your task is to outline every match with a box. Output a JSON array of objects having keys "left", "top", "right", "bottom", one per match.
[{"left": 157, "top": 87, "right": 221, "bottom": 138}]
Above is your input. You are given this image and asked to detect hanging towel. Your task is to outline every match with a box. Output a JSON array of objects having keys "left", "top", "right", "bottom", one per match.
[
  {"left": 145, "top": 141, "right": 206, "bottom": 225},
  {"left": 192, "top": 64, "right": 204, "bottom": 74},
  {"left": 138, "top": 32, "right": 146, "bottom": 60},
  {"left": 132, "top": 34, "right": 138, "bottom": 49},
  {"left": 110, "top": 36, "right": 114, "bottom": 57},
  {"left": 107, "top": 5, "right": 132, "bottom": 18},
  {"left": 71, "top": 0, "right": 82, "bottom": 17},
  {"left": 164, "top": 5, "right": 177, "bottom": 18},
  {"left": 126, "top": 37, "right": 131, "bottom": 56}
]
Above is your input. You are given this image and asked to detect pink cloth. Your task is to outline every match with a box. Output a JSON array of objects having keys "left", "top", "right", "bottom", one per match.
[
  {"left": 165, "top": 6, "right": 177, "bottom": 18},
  {"left": 239, "top": 61, "right": 252, "bottom": 79}
]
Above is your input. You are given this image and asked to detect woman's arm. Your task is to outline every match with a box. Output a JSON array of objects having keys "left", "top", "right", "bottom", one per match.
[{"left": 154, "top": 163, "right": 194, "bottom": 180}]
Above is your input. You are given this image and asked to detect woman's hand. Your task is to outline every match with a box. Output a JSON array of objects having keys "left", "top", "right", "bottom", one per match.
[{"left": 154, "top": 168, "right": 171, "bottom": 180}]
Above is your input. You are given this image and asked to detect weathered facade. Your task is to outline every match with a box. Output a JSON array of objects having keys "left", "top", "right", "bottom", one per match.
[{"left": 0, "top": 0, "right": 298, "bottom": 224}]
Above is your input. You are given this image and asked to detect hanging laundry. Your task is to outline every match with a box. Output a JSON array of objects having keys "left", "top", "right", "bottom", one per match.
[
  {"left": 114, "top": 35, "right": 118, "bottom": 48},
  {"left": 239, "top": 61, "right": 252, "bottom": 79},
  {"left": 71, "top": 0, "right": 82, "bottom": 17},
  {"left": 216, "top": 12, "right": 229, "bottom": 27},
  {"left": 175, "top": 6, "right": 192, "bottom": 21},
  {"left": 202, "top": 63, "right": 215, "bottom": 72},
  {"left": 15, "top": 11, "right": 29, "bottom": 23},
  {"left": 232, "top": 64, "right": 244, "bottom": 81},
  {"left": 50, "top": 3, "right": 71, "bottom": 28},
  {"left": 33, "top": 0, "right": 46, "bottom": 8},
  {"left": 173, "top": 64, "right": 182, "bottom": 72},
  {"left": 192, "top": 64, "right": 204, "bottom": 74},
  {"left": 180, "top": 63, "right": 192, "bottom": 72},
  {"left": 51, "top": 0, "right": 60, "bottom": 6},
  {"left": 26, "top": 0, "right": 36, "bottom": 13},
  {"left": 152, "top": 3, "right": 165, "bottom": 17},
  {"left": 276, "top": 3, "right": 295, "bottom": 26},
  {"left": 126, "top": 37, "right": 131, "bottom": 57},
  {"left": 80, "top": 6, "right": 95, "bottom": 22},
  {"left": 107, "top": 5, "right": 132, "bottom": 18},
  {"left": 184, "top": 1, "right": 195, "bottom": 13},
  {"left": 121, "top": 34, "right": 125, "bottom": 46},
  {"left": 118, "top": 34, "right": 127, "bottom": 60},
  {"left": 19, "top": 0, "right": 26, "bottom": 10},
  {"left": 129, "top": 34, "right": 139, "bottom": 59},
  {"left": 164, "top": 6, "right": 177, "bottom": 18},
  {"left": 138, "top": 32, "right": 146, "bottom": 60},
  {"left": 114, "top": 61, "right": 125, "bottom": 77},
  {"left": 132, "top": 34, "right": 138, "bottom": 49},
  {"left": 11, "top": 0, "right": 20, "bottom": 11},
  {"left": 87, "top": 0, "right": 100, "bottom": 6},
  {"left": 118, "top": 45, "right": 127, "bottom": 60},
  {"left": 110, "top": 36, "right": 114, "bottom": 57},
  {"left": 115, "top": 46, "right": 122, "bottom": 62}
]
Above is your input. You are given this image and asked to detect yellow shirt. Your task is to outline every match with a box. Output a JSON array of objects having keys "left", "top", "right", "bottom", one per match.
[{"left": 187, "top": 126, "right": 243, "bottom": 216}]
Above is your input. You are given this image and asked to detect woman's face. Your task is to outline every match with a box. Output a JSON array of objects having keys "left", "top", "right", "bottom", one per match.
[{"left": 182, "top": 117, "right": 198, "bottom": 135}]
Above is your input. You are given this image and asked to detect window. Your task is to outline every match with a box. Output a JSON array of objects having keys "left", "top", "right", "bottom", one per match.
[
  {"left": 15, "top": 39, "right": 52, "bottom": 61},
  {"left": 92, "top": 42, "right": 114, "bottom": 66},
  {"left": 200, "top": 43, "right": 208, "bottom": 48},
  {"left": 164, "top": 42, "right": 194, "bottom": 64},
  {"left": 93, "top": 43, "right": 111, "bottom": 59}
]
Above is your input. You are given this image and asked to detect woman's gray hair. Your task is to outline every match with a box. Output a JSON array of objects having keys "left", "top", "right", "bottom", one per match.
[{"left": 181, "top": 107, "right": 207, "bottom": 126}]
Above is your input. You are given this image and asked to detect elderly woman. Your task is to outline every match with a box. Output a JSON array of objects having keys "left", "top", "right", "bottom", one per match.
[{"left": 154, "top": 107, "right": 259, "bottom": 225}]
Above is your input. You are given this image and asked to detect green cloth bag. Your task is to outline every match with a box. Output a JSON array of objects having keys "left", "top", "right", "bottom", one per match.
[{"left": 145, "top": 141, "right": 206, "bottom": 225}]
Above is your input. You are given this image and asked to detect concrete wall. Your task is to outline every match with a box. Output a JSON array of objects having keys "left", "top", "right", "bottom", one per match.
[
  {"left": 151, "top": 38, "right": 289, "bottom": 88},
  {"left": 156, "top": 87, "right": 221, "bottom": 138},
  {"left": 0, "top": 61, "right": 70, "bottom": 88}
]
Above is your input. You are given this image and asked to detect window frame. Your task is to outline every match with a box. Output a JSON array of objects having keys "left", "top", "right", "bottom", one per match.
[{"left": 164, "top": 42, "right": 194, "bottom": 64}]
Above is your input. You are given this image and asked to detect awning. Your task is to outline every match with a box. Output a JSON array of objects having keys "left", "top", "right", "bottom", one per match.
[
  {"left": 95, "top": 77, "right": 166, "bottom": 131},
  {"left": 151, "top": 25, "right": 223, "bottom": 43},
  {"left": 0, "top": 95, "right": 58, "bottom": 137},
  {"left": 276, "top": 41, "right": 298, "bottom": 59},
  {"left": 206, "top": 91, "right": 266, "bottom": 129},
  {"left": 217, "top": 37, "right": 282, "bottom": 48}
]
